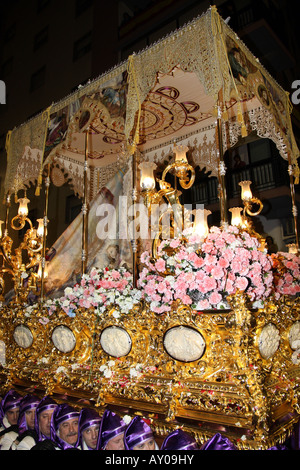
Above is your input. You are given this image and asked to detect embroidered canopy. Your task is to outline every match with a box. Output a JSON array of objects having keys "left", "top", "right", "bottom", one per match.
[{"left": 4, "top": 6, "right": 299, "bottom": 202}]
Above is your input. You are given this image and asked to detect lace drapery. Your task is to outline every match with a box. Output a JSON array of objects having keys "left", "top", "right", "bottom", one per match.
[
  {"left": 125, "top": 9, "right": 224, "bottom": 149},
  {"left": 4, "top": 111, "right": 49, "bottom": 196}
]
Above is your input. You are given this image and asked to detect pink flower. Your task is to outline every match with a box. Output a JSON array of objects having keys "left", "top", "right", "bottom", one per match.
[
  {"left": 174, "top": 279, "right": 188, "bottom": 293},
  {"left": 218, "top": 257, "right": 229, "bottom": 269},
  {"left": 202, "top": 276, "right": 217, "bottom": 293},
  {"left": 170, "top": 238, "right": 181, "bottom": 248},
  {"left": 209, "top": 292, "right": 222, "bottom": 305},
  {"left": 155, "top": 258, "right": 166, "bottom": 272},
  {"left": 211, "top": 265, "right": 224, "bottom": 279},
  {"left": 157, "top": 282, "right": 167, "bottom": 294},
  {"left": 197, "top": 299, "right": 211, "bottom": 310},
  {"left": 141, "top": 252, "right": 150, "bottom": 264},
  {"left": 235, "top": 276, "right": 249, "bottom": 291},
  {"left": 231, "top": 259, "right": 243, "bottom": 273},
  {"left": 194, "top": 257, "right": 205, "bottom": 268},
  {"left": 111, "top": 270, "right": 121, "bottom": 280},
  {"left": 176, "top": 249, "right": 189, "bottom": 261}
]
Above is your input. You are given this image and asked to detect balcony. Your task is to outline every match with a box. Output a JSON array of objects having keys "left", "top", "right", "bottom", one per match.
[{"left": 185, "top": 140, "right": 292, "bottom": 208}]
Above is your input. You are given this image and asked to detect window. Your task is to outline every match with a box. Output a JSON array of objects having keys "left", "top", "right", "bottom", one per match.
[
  {"left": 30, "top": 66, "right": 46, "bottom": 92},
  {"left": 33, "top": 26, "right": 49, "bottom": 51},
  {"left": 73, "top": 32, "right": 92, "bottom": 61}
]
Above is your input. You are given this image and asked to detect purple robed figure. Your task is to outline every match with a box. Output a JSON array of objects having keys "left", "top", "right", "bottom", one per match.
[
  {"left": 50, "top": 403, "right": 80, "bottom": 450},
  {"left": 0, "top": 389, "right": 22, "bottom": 428},
  {"left": 280, "top": 418, "right": 300, "bottom": 450},
  {"left": 124, "top": 416, "right": 156, "bottom": 450},
  {"left": 97, "top": 409, "right": 127, "bottom": 450},
  {"left": 76, "top": 407, "right": 101, "bottom": 450},
  {"left": 34, "top": 395, "right": 58, "bottom": 441},
  {"left": 200, "top": 432, "right": 238, "bottom": 450},
  {"left": 17, "top": 394, "right": 40, "bottom": 435},
  {"left": 161, "top": 429, "right": 199, "bottom": 450},
  {"left": 288, "top": 419, "right": 300, "bottom": 450}
]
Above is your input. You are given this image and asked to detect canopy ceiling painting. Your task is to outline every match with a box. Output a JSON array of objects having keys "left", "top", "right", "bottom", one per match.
[{"left": 1, "top": 7, "right": 300, "bottom": 450}]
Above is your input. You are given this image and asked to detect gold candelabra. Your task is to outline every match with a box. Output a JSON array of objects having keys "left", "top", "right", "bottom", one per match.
[
  {"left": 139, "top": 145, "right": 195, "bottom": 209},
  {"left": 139, "top": 147, "right": 264, "bottom": 250},
  {"left": 0, "top": 192, "right": 46, "bottom": 304}
]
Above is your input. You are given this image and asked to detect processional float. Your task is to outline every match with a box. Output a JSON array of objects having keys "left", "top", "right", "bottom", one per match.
[{"left": 0, "top": 6, "right": 300, "bottom": 449}]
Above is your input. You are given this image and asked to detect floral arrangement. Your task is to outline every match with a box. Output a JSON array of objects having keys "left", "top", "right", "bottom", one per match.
[
  {"left": 99, "top": 359, "right": 157, "bottom": 388},
  {"left": 39, "top": 267, "right": 142, "bottom": 319},
  {"left": 138, "top": 225, "right": 274, "bottom": 313},
  {"left": 271, "top": 251, "right": 300, "bottom": 298}
]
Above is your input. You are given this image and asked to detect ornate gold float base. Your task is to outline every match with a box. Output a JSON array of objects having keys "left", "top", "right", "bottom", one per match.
[{"left": 1, "top": 294, "right": 299, "bottom": 450}]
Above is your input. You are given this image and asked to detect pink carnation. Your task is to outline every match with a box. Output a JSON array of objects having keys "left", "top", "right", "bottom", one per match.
[
  {"left": 155, "top": 258, "right": 166, "bottom": 272},
  {"left": 209, "top": 292, "right": 223, "bottom": 305},
  {"left": 235, "top": 276, "right": 249, "bottom": 291}
]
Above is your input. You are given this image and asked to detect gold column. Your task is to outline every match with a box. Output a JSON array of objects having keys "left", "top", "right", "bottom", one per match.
[
  {"left": 131, "top": 152, "right": 138, "bottom": 287},
  {"left": 216, "top": 96, "right": 228, "bottom": 226},
  {"left": 40, "top": 164, "right": 50, "bottom": 303},
  {"left": 288, "top": 156, "right": 299, "bottom": 252},
  {"left": 82, "top": 128, "right": 90, "bottom": 275},
  {"left": 3, "top": 192, "right": 11, "bottom": 237}
]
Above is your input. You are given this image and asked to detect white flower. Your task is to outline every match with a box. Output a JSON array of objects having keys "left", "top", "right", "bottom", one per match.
[
  {"left": 129, "top": 363, "right": 143, "bottom": 378},
  {"left": 166, "top": 258, "right": 176, "bottom": 266},
  {"left": 165, "top": 275, "right": 175, "bottom": 286},
  {"left": 64, "top": 287, "right": 73, "bottom": 296},
  {"left": 130, "top": 368, "right": 139, "bottom": 378},
  {"left": 107, "top": 360, "right": 115, "bottom": 368},
  {"left": 104, "top": 369, "right": 112, "bottom": 378},
  {"left": 123, "top": 415, "right": 132, "bottom": 425}
]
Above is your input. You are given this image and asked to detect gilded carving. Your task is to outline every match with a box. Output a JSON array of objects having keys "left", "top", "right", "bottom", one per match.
[{"left": 0, "top": 294, "right": 299, "bottom": 449}]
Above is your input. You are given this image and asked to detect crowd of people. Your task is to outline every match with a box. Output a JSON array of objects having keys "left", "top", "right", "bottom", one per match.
[{"left": 0, "top": 389, "right": 298, "bottom": 451}]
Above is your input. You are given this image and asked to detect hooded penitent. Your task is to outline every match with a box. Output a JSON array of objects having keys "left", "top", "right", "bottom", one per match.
[
  {"left": 0, "top": 390, "right": 22, "bottom": 428},
  {"left": 160, "top": 429, "right": 199, "bottom": 450},
  {"left": 34, "top": 395, "right": 58, "bottom": 441},
  {"left": 96, "top": 409, "right": 127, "bottom": 450},
  {"left": 76, "top": 407, "right": 101, "bottom": 450},
  {"left": 124, "top": 416, "right": 154, "bottom": 450},
  {"left": 17, "top": 394, "right": 40, "bottom": 435},
  {"left": 200, "top": 432, "right": 238, "bottom": 450},
  {"left": 50, "top": 403, "right": 80, "bottom": 450}
]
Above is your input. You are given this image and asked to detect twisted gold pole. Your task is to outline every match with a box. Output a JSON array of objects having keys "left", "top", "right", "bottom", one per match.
[
  {"left": 131, "top": 152, "right": 138, "bottom": 288},
  {"left": 216, "top": 95, "right": 228, "bottom": 226},
  {"left": 81, "top": 128, "right": 90, "bottom": 275},
  {"left": 40, "top": 164, "right": 50, "bottom": 303},
  {"left": 288, "top": 157, "right": 299, "bottom": 252}
]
